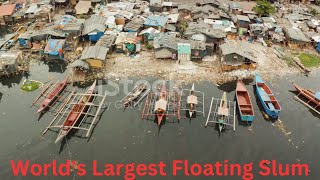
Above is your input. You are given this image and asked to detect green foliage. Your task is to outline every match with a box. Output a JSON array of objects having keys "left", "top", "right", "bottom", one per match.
[
  {"left": 177, "top": 21, "right": 188, "bottom": 34},
  {"left": 310, "top": 8, "right": 318, "bottom": 16},
  {"left": 299, "top": 53, "right": 320, "bottom": 68},
  {"left": 144, "top": 44, "right": 153, "bottom": 50},
  {"left": 20, "top": 81, "right": 41, "bottom": 92},
  {"left": 284, "top": 56, "right": 294, "bottom": 67},
  {"left": 253, "top": 0, "right": 276, "bottom": 16}
]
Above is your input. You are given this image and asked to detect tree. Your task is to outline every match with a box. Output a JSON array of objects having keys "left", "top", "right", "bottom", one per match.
[{"left": 253, "top": 0, "right": 276, "bottom": 16}]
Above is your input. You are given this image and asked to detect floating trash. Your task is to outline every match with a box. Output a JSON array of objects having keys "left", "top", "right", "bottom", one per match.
[{"left": 20, "top": 80, "right": 43, "bottom": 92}]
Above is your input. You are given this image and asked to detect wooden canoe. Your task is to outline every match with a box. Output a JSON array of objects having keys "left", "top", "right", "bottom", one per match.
[
  {"left": 154, "top": 81, "right": 167, "bottom": 126},
  {"left": 236, "top": 80, "right": 254, "bottom": 122},
  {"left": 255, "top": 73, "right": 281, "bottom": 119},
  {"left": 292, "top": 82, "right": 320, "bottom": 114},
  {"left": 55, "top": 80, "right": 96, "bottom": 143},
  {"left": 37, "top": 79, "right": 68, "bottom": 113}
]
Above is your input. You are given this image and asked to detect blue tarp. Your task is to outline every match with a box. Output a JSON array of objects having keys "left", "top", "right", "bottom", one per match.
[
  {"left": 315, "top": 92, "right": 320, "bottom": 101},
  {"left": 88, "top": 32, "right": 104, "bottom": 42},
  {"left": 316, "top": 42, "right": 320, "bottom": 53},
  {"left": 44, "top": 39, "right": 65, "bottom": 60}
]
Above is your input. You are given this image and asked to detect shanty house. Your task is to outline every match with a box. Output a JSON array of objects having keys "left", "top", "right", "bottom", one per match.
[
  {"left": 229, "top": 2, "right": 243, "bottom": 15},
  {"left": 0, "top": 50, "right": 23, "bottom": 76},
  {"left": 80, "top": 46, "right": 108, "bottom": 69},
  {"left": 114, "top": 32, "right": 140, "bottom": 54},
  {"left": 75, "top": 1, "right": 91, "bottom": 16},
  {"left": 190, "top": 40, "right": 206, "bottom": 60},
  {"left": 219, "top": 40, "right": 257, "bottom": 71},
  {"left": 150, "top": 0, "right": 163, "bottom": 12},
  {"left": 144, "top": 15, "right": 168, "bottom": 32},
  {"left": 0, "top": 4, "right": 16, "bottom": 25},
  {"left": 153, "top": 33, "right": 177, "bottom": 60},
  {"left": 249, "top": 24, "right": 264, "bottom": 38},
  {"left": 284, "top": 27, "right": 310, "bottom": 49},
  {"left": 0, "top": 50, "right": 21, "bottom": 75},
  {"left": 124, "top": 16, "right": 145, "bottom": 32},
  {"left": 178, "top": 43, "right": 191, "bottom": 64},
  {"left": 69, "top": 60, "right": 90, "bottom": 82},
  {"left": 44, "top": 39, "right": 66, "bottom": 60},
  {"left": 236, "top": 15, "right": 250, "bottom": 28},
  {"left": 96, "top": 33, "right": 117, "bottom": 53},
  {"left": 82, "top": 15, "right": 107, "bottom": 42},
  {"left": 53, "top": 15, "right": 84, "bottom": 36}
]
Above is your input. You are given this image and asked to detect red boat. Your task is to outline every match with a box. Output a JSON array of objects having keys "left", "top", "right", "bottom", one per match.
[
  {"left": 37, "top": 79, "right": 68, "bottom": 113},
  {"left": 55, "top": 80, "right": 96, "bottom": 143},
  {"left": 154, "top": 81, "right": 167, "bottom": 126},
  {"left": 292, "top": 82, "right": 320, "bottom": 114},
  {"left": 236, "top": 80, "right": 254, "bottom": 122}
]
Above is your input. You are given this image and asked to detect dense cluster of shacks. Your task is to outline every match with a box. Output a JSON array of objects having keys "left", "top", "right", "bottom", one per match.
[{"left": 0, "top": 0, "right": 319, "bottom": 79}]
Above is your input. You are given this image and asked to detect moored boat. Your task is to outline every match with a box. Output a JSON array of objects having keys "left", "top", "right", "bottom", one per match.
[
  {"left": 255, "top": 73, "right": 281, "bottom": 119},
  {"left": 122, "top": 82, "right": 148, "bottom": 108},
  {"left": 187, "top": 83, "right": 197, "bottom": 118},
  {"left": 37, "top": 79, "right": 68, "bottom": 113},
  {"left": 55, "top": 80, "right": 96, "bottom": 143},
  {"left": 236, "top": 80, "right": 254, "bottom": 122},
  {"left": 218, "top": 92, "right": 228, "bottom": 132},
  {"left": 292, "top": 82, "right": 320, "bottom": 114},
  {"left": 154, "top": 81, "right": 167, "bottom": 126}
]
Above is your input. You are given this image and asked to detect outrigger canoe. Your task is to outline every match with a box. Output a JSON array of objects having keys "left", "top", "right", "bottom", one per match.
[
  {"left": 292, "top": 82, "right": 320, "bottom": 114},
  {"left": 122, "top": 82, "right": 149, "bottom": 108},
  {"left": 236, "top": 80, "right": 254, "bottom": 122},
  {"left": 218, "top": 92, "right": 228, "bottom": 132},
  {"left": 187, "top": 83, "right": 197, "bottom": 118},
  {"left": 55, "top": 80, "right": 96, "bottom": 143},
  {"left": 255, "top": 73, "right": 281, "bottom": 119},
  {"left": 154, "top": 81, "right": 167, "bottom": 126},
  {"left": 37, "top": 79, "right": 68, "bottom": 114}
]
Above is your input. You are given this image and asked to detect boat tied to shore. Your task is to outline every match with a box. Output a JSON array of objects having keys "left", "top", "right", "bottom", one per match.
[
  {"left": 30, "top": 78, "right": 74, "bottom": 115},
  {"left": 205, "top": 92, "right": 236, "bottom": 132},
  {"left": 236, "top": 80, "right": 254, "bottom": 122},
  {"left": 154, "top": 81, "right": 167, "bottom": 126},
  {"left": 121, "top": 82, "right": 150, "bottom": 108},
  {"left": 180, "top": 83, "right": 205, "bottom": 118},
  {"left": 292, "top": 82, "right": 320, "bottom": 115},
  {"left": 255, "top": 73, "right": 281, "bottom": 119},
  {"left": 42, "top": 80, "right": 107, "bottom": 143}
]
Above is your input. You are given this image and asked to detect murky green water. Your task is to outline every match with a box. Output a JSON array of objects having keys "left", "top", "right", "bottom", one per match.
[{"left": 0, "top": 62, "right": 319, "bottom": 180}]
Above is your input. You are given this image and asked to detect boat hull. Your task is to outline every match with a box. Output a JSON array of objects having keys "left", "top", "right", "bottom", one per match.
[
  {"left": 240, "top": 114, "right": 254, "bottom": 122},
  {"left": 236, "top": 80, "right": 255, "bottom": 122},
  {"left": 255, "top": 75, "right": 281, "bottom": 119}
]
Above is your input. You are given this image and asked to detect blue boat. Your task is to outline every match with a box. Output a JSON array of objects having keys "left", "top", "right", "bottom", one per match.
[{"left": 255, "top": 74, "right": 281, "bottom": 119}]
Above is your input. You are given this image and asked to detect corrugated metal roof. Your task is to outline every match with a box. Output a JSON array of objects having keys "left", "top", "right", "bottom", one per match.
[
  {"left": 144, "top": 15, "right": 168, "bottom": 27},
  {"left": 220, "top": 40, "right": 257, "bottom": 62},
  {"left": 124, "top": 16, "right": 145, "bottom": 32},
  {"left": 80, "top": 46, "right": 108, "bottom": 61},
  {"left": 236, "top": 15, "right": 250, "bottom": 22},
  {"left": 0, "top": 4, "right": 16, "bottom": 16},
  {"left": 69, "top": 60, "right": 90, "bottom": 69},
  {"left": 25, "top": 3, "right": 39, "bottom": 14},
  {"left": 82, "top": 15, "right": 106, "bottom": 35},
  {"left": 285, "top": 27, "right": 310, "bottom": 42},
  {"left": 0, "top": 50, "right": 21, "bottom": 65},
  {"left": 75, "top": 1, "right": 91, "bottom": 15},
  {"left": 96, "top": 33, "right": 117, "bottom": 48}
]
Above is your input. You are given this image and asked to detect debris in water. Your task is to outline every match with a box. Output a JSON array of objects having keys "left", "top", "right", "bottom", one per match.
[{"left": 20, "top": 80, "right": 42, "bottom": 92}]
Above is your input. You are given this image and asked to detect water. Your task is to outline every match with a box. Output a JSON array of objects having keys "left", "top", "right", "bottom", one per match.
[{"left": 0, "top": 62, "right": 319, "bottom": 180}]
